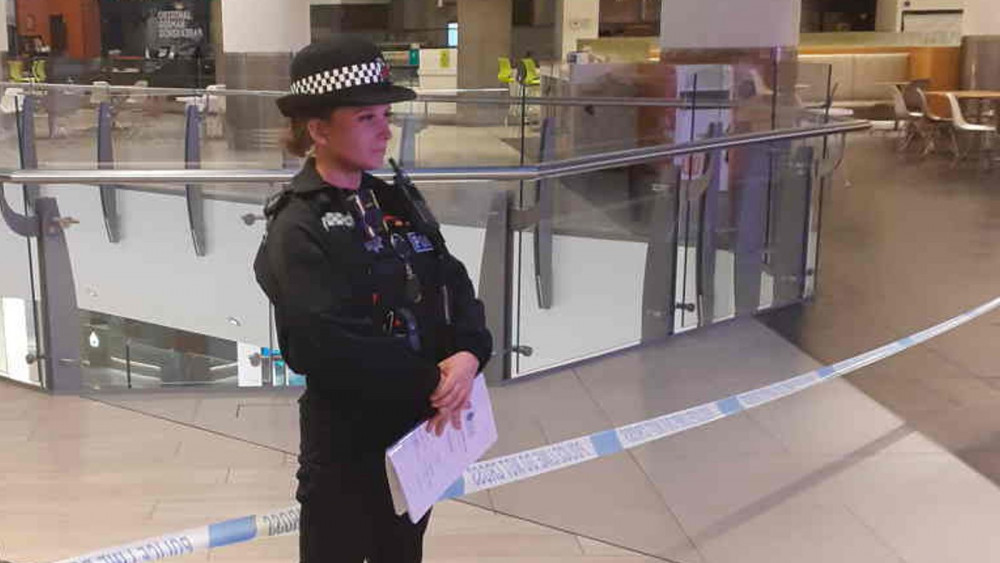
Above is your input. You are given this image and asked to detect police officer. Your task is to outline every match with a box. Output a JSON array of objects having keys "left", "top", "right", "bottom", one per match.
[{"left": 253, "top": 37, "right": 492, "bottom": 563}]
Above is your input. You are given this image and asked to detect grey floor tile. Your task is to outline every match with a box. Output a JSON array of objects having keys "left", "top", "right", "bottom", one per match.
[
  {"left": 926, "top": 312, "right": 1000, "bottom": 379},
  {"left": 489, "top": 453, "right": 702, "bottom": 562},
  {"left": 576, "top": 319, "right": 820, "bottom": 429},
  {"left": 747, "top": 381, "right": 912, "bottom": 457},
  {"left": 694, "top": 500, "right": 903, "bottom": 563},
  {"left": 492, "top": 368, "right": 614, "bottom": 441},
  {"left": 819, "top": 452, "right": 1000, "bottom": 563}
]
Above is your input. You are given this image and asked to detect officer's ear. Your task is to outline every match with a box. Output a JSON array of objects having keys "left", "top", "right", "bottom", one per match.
[{"left": 306, "top": 112, "right": 335, "bottom": 149}]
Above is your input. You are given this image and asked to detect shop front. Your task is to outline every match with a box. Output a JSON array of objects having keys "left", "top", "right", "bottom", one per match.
[{"left": 7, "top": 0, "right": 213, "bottom": 87}]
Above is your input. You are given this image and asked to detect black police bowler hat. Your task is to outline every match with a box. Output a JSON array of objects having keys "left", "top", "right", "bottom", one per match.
[{"left": 277, "top": 37, "right": 416, "bottom": 117}]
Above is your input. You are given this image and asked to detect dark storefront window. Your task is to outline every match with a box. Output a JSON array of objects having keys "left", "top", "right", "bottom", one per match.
[
  {"left": 99, "top": 0, "right": 209, "bottom": 58},
  {"left": 98, "top": 0, "right": 213, "bottom": 87}
]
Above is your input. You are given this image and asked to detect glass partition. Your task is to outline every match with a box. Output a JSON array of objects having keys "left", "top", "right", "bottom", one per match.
[
  {"left": 508, "top": 63, "right": 837, "bottom": 376},
  {"left": 0, "top": 92, "right": 44, "bottom": 388},
  {"left": 0, "top": 71, "right": 855, "bottom": 387},
  {"left": 36, "top": 179, "right": 273, "bottom": 391},
  {"left": 0, "top": 186, "right": 44, "bottom": 389}
]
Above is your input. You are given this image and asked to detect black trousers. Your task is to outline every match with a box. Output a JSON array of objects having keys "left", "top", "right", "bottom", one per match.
[{"left": 298, "top": 458, "right": 431, "bottom": 562}]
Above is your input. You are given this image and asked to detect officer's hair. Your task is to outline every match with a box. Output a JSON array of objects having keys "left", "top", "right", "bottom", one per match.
[
  {"left": 283, "top": 117, "right": 315, "bottom": 158},
  {"left": 283, "top": 107, "right": 338, "bottom": 157}
]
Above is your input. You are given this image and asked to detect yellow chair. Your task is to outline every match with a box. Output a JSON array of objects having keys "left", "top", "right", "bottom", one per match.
[
  {"left": 9, "top": 60, "right": 29, "bottom": 83},
  {"left": 520, "top": 58, "right": 541, "bottom": 86},
  {"left": 498, "top": 57, "right": 515, "bottom": 85},
  {"left": 31, "top": 59, "right": 46, "bottom": 83}
]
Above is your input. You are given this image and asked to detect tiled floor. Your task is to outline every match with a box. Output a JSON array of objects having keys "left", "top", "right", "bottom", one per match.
[
  {"left": 0, "top": 381, "right": 661, "bottom": 563},
  {"left": 762, "top": 134, "right": 1000, "bottom": 487},
  {"left": 3, "top": 311, "right": 993, "bottom": 563}
]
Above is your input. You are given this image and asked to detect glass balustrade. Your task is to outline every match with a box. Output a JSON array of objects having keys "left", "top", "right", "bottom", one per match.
[{"left": 0, "top": 59, "right": 856, "bottom": 389}]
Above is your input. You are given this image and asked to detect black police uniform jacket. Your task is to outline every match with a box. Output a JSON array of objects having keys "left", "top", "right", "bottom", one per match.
[{"left": 254, "top": 161, "right": 493, "bottom": 462}]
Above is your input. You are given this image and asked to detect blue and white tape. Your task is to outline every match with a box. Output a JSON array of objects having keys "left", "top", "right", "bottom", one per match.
[
  {"left": 52, "top": 507, "right": 300, "bottom": 563},
  {"left": 51, "top": 296, "right": 1000, "bottom": 563}
]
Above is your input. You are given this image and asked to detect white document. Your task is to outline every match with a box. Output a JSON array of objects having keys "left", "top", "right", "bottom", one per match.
[{"left": 386, "top": 374, "right": 497, "bottom": 523}]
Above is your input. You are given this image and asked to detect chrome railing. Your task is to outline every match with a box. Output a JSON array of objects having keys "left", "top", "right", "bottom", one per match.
[{"left": 0, "top": 81, "right": 721, "bottom": 108}]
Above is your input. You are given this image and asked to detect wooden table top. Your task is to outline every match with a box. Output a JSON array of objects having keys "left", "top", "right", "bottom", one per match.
[{"left": 928, "top": 90, "right": 1000, "bottom": 100}]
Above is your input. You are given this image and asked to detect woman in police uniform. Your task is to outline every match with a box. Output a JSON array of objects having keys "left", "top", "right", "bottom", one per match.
[{"left": 254, "top": 38, "right": 492, "bottom": 563}]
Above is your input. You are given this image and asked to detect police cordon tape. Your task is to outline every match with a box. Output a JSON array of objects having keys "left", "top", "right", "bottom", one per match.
[{"left": 52, "top": 295, "right": 1000, "bottom": 563}]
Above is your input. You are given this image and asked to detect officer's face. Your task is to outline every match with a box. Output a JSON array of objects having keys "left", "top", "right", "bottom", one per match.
[{"left": 312, "top": 104, "right": 393, "bottom": 172}]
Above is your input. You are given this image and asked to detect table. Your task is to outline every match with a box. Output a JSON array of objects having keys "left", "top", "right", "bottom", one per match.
[
  {"left": 927, "top": 90, "right": 1000, "bottom": 124},
  {"left": 877, "top": 81, "right": 911, "bottom": 95},
  {"left": 928, "top": 90, "right": 1000, "bottom": 100}
]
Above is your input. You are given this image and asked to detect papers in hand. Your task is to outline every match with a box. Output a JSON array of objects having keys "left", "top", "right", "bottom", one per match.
[{"left": 386, "top": 374, "right": 497, "bottom": 523}]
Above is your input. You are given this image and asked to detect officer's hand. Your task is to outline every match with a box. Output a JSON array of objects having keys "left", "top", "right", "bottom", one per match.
[
  {"left": 425, "top": 403, "right": 472, "bottom": 436},
  {"left": 426, "top": 406, "right": 452, "bottom": 436},
  {"left": 432, "top": 352, "right": 479, "bottom": 415}
]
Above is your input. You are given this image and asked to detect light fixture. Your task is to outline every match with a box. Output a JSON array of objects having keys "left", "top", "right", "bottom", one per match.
[
  {"left": 227, "top": 317, "right": 242, "bottom": 327},
  {"left": 89, "top": 331, "right": 101, "bottom": 349}
]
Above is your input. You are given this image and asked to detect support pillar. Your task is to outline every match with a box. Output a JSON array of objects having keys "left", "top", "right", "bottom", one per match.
[
  {"left": 457, "top": 0, "right": 512, "bottom": 124},
  {"left": 554, "top": 0, "right": 599, "bottom": 63},
  {"left": 961, "top": 0, "right": 1000, "bottom": 90},
  {"left": 220, "top": 0, "right": 310, "bottom": 150},
  {"left": 0, "top": 0, "right": 8, "bottom": 83}
]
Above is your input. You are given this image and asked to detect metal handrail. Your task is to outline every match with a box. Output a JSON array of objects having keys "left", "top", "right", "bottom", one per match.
[
  {"left": 0, "top": 81, "right": 504, "bottom": 98},
  {"left": 0, "top": 80, "right": 710, "bottom": 108},
  {"left": 0, "top": 119, "right": 869, "bottom": 186},
  {"left": 413, "top": 94, "right": 729, "bottom": 108}
]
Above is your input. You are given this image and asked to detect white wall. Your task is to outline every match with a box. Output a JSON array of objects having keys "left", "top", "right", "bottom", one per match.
[
  {"left": 877, "top": 0, "right": 969, "bottom": 32},
  {"left": 221, "top": 0, "right": 311, "bottom": 53},
  {"left": 556, "top": 0, "right": 600, "bottom": 60},
  {"left": 876, "top": 0, "right": 900, "bottom": 32},
  {"left": 660, "top": 0, "right": 800, "bottom": 49},
  {"left": 0, "top": 0, "right": 9, "bottom": 50},
  {"left": 964, "top": 0, "right": 1000, "bottom": 35}
]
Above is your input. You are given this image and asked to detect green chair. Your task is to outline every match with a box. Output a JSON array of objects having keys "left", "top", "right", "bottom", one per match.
[
  {"left": 8, "top": 60, "right": 29, "bottom": 83},
  {"left": 31, "top": 59, "right": 46, "bottom": 83},
  {"left": 520, "top": 58, "right": 541, "bottom": 86},
  {"left": 498, "top": 57, "right": 515, "bottom": 85}
]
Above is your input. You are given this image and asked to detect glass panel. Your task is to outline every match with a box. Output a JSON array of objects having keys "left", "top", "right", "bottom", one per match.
[
  {"left": 794, "top": 61, "right": 836, "bottom": 125},
  {"left": 0, "top": 184, "right": 44, "bottom": 388},
  {"left": 511, "top": 155, "right": 676, "bottom": 376},
  {"left": 543, "top": 62, "right": 688, "bottom": 159},
  {"left": 30, "top": 84, "right": 100, "bottom": 169},
  {"left": 5, "top": 75, "right": 848, "bottom": 387},
  {"left": 0, "top": 90, "right": 44, "bottom": 387},
  {"left": 395, "top": 94, "right": 528, "bottom": 169},
  {"left": 46, "top": 169, "right": 504, "bottom": 389},
  {"left": 419, "top": 178, "right": 519, "bottom": 373},
  {"left": 40, "top": 181, "right": 273, "bottom": 390},
  {"left": 672, "top": 65, "right": 733, "bottom": 333}
]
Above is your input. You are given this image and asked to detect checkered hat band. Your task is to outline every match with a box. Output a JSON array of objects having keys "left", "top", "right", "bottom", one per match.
[{"left": 289, "top": 61, "right": 389, "bottom": 95}]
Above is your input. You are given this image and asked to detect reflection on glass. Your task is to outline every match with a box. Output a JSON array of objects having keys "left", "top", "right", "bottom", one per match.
[{"left": 79, "top": 310, "right": 244, "bottom": 390}]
